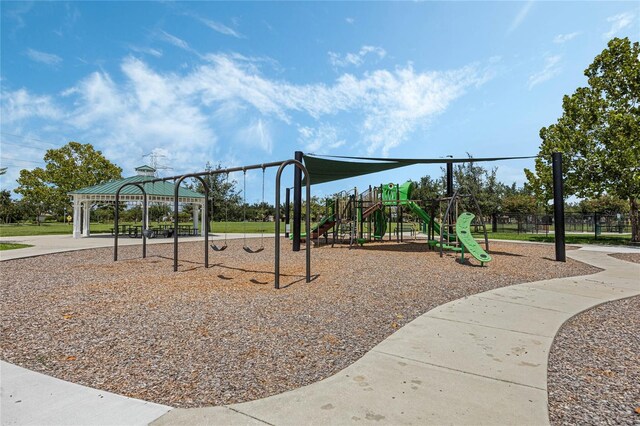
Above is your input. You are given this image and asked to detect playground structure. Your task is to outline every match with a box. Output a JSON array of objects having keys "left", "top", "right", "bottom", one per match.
[
  {"left": 107, "top": 150, "right": 568, "bottom": 288},
  {"left": 291, "top": 152, "right": 567, "bottom": 263},
  {"left": 300, "top": 179, "right": 492, "bottom": 266}
]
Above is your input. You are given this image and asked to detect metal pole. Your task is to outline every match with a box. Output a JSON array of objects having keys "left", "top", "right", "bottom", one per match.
[
  {"left": 285, "top": 187, "right": 291, "bottom": 238},
  {"left": 552, "top": 152, "right": 566, "bottom": 262},
  {"left": 174, "top": 178, "right": 180, "bottom": 272},
  {"left": 114, "top": 183, "right": 145, "bottom": 262},
  {"left": 396, "top": 184, "right": 400, "bottom": 243},
  {"left": 292, "top": 151, "right": 303, "bottom": 252},
  {"left": 114, "top": 195, "right": 119, "bottom": 261},
  {"left": 142, "top": 192, "right": 147, "bottom": 258},
  {"left": 204, "top": 186, "right": 209, "bottom": 268},
  {"left": 446, "top": 161, "right": 454, "bottom": 236},
  {"left": 275, "top": 159, "right": 311, "bottom": 289},
  {"left": 171, "top": 174, "right": 210, "bottom": 271},
  {"left": 118, "top": 160, "right": 286, "bottom": 187}
]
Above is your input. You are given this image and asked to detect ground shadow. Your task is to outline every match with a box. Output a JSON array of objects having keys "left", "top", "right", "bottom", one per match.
[{"left": 486, "top": 250, "right": 524, "bottom": 257}]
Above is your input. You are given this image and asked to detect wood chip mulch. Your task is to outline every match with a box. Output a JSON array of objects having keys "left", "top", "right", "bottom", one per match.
[
  {"left": 609, "top": 252, "right": 640, "bottom": 264},
  {"left": 548, "top": 295, "right": 640, "bottom": 426},
  {"left": 1, "top": 239, "right": 600, "bottom": 408}
]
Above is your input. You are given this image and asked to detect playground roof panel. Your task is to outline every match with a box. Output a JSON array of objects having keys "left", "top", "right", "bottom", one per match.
[
  {"left": 302, "top": 155, "right": 405, "bottom": 185},
  {"left": 302, "top": 154, "right": 537, "bottom": 185},
  {"left": 68, "top": 175, "right": 204, "bottom": 198}
]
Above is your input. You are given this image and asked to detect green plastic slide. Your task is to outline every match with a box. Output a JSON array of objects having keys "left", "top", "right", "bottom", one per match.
[
  {"left": 455, "top": 212, "right": 492, "bottom": 265},
  {"left": 407, "top": 201, "right": 442, "bottom": 235},
  {"left": 373, "top": 209, "right": 386, "bottom": 239}
]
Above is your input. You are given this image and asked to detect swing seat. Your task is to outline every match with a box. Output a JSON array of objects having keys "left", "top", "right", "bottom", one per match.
[
  {"left": 211, "top": 244, "right": 228, "bottom": 251},
  {"left": 243, "top": 246, "right": 264, "bottom": 254}
]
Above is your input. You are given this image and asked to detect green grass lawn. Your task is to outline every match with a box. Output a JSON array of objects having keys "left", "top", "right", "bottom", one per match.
[
  {"left": 0, "top": 222, "right": 78, "bottom": 237},
  {"left": 472, "top": 231, "right": 632, "bottom": 246},
  {"left": 0, "top": 221, "right": 280, "bottom": 237},
  {"left": 0, "top": 242, "right": 33, "bottom": 251},
  {"left": 1, "top": 221, "right": 635, "bottom": 246}
]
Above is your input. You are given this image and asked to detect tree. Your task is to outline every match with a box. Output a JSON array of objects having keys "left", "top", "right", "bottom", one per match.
[
  {"left": 412, "top": 175, "right": 444, "bottom": 205},
  {"left": 192, "top": 162, "right": 242, "bottom": 221},
  {"left": 502, "top": 194, "right": 539, "bottom": 215},
  {"left": 579, "top": 195, "right": 629, "bottom": 215},
  {"left": 453, "top": 158, "right": 509, "bottom": 217},
  {"left": 15, "top": 142, "right": 122, "bottom": 220},
  {"left": 0, "top": 190, "right": 16, "bottom": 223},
  {"left": 14, "top": 168, "right": 55, "bottom": 223},
  {"left": 525, "top": 38, "right": 640, "bottom": 241}
]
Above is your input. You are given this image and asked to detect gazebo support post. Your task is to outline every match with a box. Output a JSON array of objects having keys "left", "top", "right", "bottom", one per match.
[
  {"left": 82, "top": 201, "right": 91, "bottom": 237},
  {"left": 73, "top": 198, "right": 82, "bottom": 238}
]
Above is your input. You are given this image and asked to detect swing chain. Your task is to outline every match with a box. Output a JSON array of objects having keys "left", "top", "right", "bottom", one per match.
[{"left": 211, "top": 172, "right": 229, "bottom": 251}]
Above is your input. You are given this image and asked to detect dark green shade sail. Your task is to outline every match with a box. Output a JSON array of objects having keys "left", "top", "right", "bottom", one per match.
[
  {"left": 302, "top": 154, "right": 537, "bottom": 186},
  {"left": 302, "top": 155, "right": 406, "bottom": 185}
]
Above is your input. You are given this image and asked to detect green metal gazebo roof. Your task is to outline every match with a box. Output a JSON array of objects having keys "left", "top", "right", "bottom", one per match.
[{"left": 69, "top": 175, "right": 204, "bottom": 198}]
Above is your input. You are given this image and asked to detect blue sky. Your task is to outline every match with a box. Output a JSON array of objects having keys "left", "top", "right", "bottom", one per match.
[{"left": 1, "top": 1, "right": 638, "bottom": 203}]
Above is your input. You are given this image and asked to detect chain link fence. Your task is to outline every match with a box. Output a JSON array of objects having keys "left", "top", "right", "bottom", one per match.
[{"left": 485, "top": 212, "right": 631, "bottom": 235}]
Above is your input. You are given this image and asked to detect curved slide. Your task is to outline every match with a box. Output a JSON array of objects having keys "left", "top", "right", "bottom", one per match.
[
  {"left": 373, "top": 209, "right": 386, "bottom": 239},
  {"left": 456, "top": 212, "right": 492, "bottom": 265}
]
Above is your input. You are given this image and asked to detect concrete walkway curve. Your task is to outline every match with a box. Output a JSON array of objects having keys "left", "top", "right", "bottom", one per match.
[
  {"left": 151, "top": 247, "right": 639, "bottom": 426},
  {"left": 1, "top": 236, "right": 638, "bottom": 425}
]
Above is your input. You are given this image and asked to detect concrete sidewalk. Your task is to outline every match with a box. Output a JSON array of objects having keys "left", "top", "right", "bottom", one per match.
[
  {"left": 1, "top": 242, "right": 638, "bottom": 425},
  {"left": 1, "top": 362, "right": 171, "bottom": 426},
  {"left": 152, "top": 246, "right": 639, "bottom": 426},
  {"left": 0, "top": 233, "right": 266, "bottom": 261}
]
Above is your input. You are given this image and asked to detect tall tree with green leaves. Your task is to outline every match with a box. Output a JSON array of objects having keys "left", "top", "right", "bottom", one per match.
[
  {"left": 525, "top": 37, "right": 640, "bottom": 241},
  {"left": 453, "top": 159, "right": 510, "bottom": 217},
  {"left": 412, "top": 175, "right": 445, "bottom": 205},
  {"left": 193, "top": 162, "right": 241, "bottom": 221},
  {"left": 15, "top": 142, "right": 122, "bottom": 220}
]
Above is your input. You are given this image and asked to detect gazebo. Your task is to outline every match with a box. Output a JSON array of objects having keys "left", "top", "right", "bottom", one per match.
[{"left": 68, "top": 165, "right": 205, "bottom": 238}]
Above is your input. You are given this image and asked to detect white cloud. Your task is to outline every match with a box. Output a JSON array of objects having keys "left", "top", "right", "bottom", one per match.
[
  {"left": 328, "top": 45, "right": 386, "bottom": 68},
  {"left": 0, "top": 88, "right": 62, "bottom": 123},
  {"left": 553, "top": 32, "right": 580, "bottom": 44},
  {"left": 236, "top": 119, "right": 272, "bottom": 153},
  {"left": 198, "top": 17, "right": 244, "bottom": 38},
  {"left": 58, "top": 57, "right": 217, "bottom": 172},
  {"left": 158, "top": 30, "right": 199, "bottom": 56},
  {"left": 128, "top": 45, "right": 163, "bottom": 58},
  {"left": 603, "top": 12, "right": 635, "bottom": 39},
  {"left": 185, "top": 53, "right": 487, "bottom": 155},
  {"left": 298, "top": 124, "right": 346, "bottom": 153},
  {"left": 345, "top": 17, "right": 355, "bottom": 24},
  {"left": 507, "top": 1, "right": 534, "bottom": 34},
  {"left": 1, "top": 52, "right": 491, "bottom": 174},
  {"left": 25, "top": 48, "right": 63, "bottom": 66},
  {"left": 528, "top": 55, "right": 562, "bottom": 89},
  {"left": 4, "top": 2, "right": 33, "bottom": 34}
]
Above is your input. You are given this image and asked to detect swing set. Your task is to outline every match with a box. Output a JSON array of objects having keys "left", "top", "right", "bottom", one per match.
[
  {"left": 210, "top": 167, "right": 266, "bottom": 253},
  {"left": 113, "top": 159, "right": 311, "bottom": 289}
]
